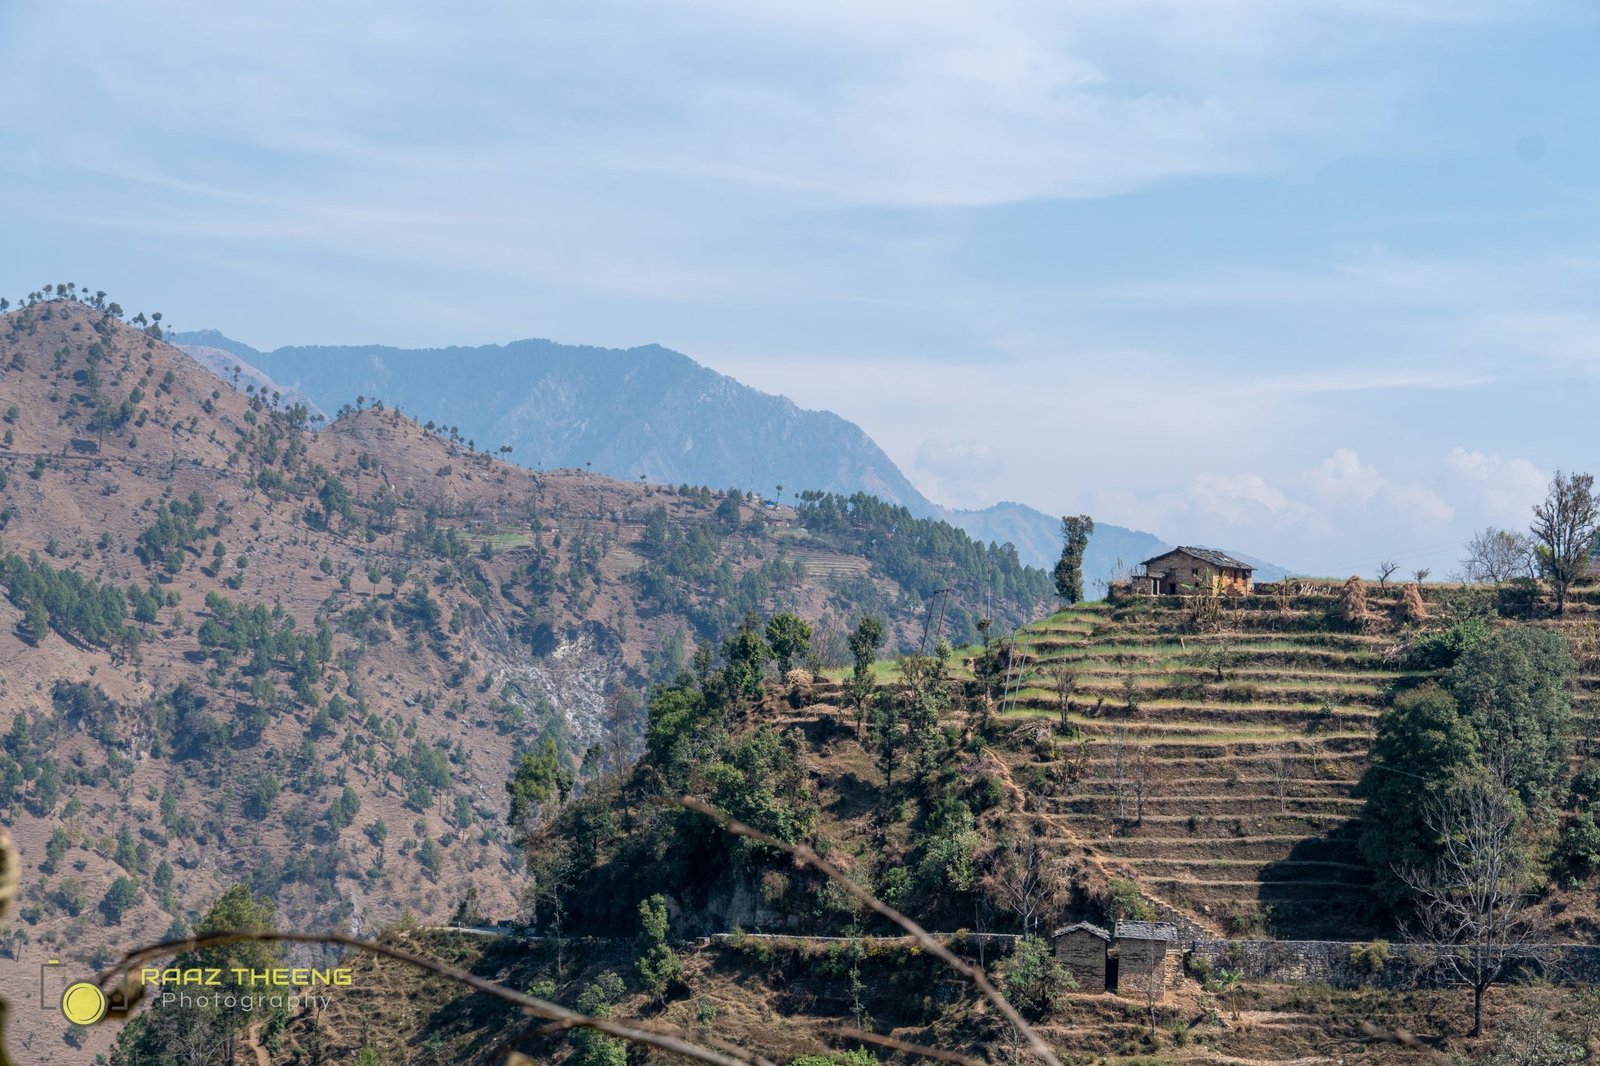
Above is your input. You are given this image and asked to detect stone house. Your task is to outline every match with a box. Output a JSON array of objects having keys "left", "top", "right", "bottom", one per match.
[
  {"left": 1134, "top": 547, "right": 1254, "bottom": 596},
  {"left": 1113, "top": 921, "right": 1179, "bottom": 1000},
  {"left": 1049, "top": 921, "right": 1110, "bottom": 991}
]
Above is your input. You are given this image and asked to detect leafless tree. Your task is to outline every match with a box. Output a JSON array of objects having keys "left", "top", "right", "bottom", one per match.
[
  {"left": 1532, "top": 470, "right": 1599, "bottom": 615},
  {"left": 1202, "top": 637, "right": 1236, "bottom": 682},
  {"left": 1050, "top": 665, "right": 1078, "bottom": 732},
  {"left": 1399, "top": 775, "right": 1536, "bottom": 1037},
  {"left": 1130, "top": 745, "right": 1154, "bottom": 825},
  {"left": 982, "top": 834, "right": 1067, "bottom": 937},
  {"left": 1411, "top": 568, "right": 1431, "bottom": 584},
  {"left": 1105, "top": 727, "right": 1130, "bottom": 819},
  {"left": 1270, "top": 749, "right": 1294, "bottom": 814},
  {"left": 1461, "top": 527, "right": 1538, "bottom": 584},
  {"left": 1377, "top": 560, "right": 1399, "bottom": 588}
]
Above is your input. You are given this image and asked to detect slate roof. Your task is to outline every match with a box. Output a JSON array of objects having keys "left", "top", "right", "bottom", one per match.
[
  {"left": 1114, "top": 921, "right": 1179, "bottom": 943},
  {"left": 1049, "top": 921, "right": 1111, "bottom": 942},
  {"left": 1139, "top": 546, "right": 1254, "bottom": 572}
]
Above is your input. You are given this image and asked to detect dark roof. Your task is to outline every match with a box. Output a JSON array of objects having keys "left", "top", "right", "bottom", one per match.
[
  {"left": 1139, "top": 546, "right": 1254, "bottom": 572},
  {"left": 1050, "top": 921, "right": 1111, "bottom": 941},
  {"left": 1114, "top": 921, "right": 1178, "bottom": 943}
]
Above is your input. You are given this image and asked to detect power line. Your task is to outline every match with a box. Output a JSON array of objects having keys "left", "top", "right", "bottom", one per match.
[{"left": 1294, "top": 538, "right": 1471, "bottom": 579}]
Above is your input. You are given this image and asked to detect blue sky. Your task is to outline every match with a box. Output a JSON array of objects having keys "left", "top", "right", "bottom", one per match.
[{"left": 3, "top": 0, "right": 1596, "bottom": 576}]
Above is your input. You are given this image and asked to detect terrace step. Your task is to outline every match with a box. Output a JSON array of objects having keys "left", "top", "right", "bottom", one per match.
[
  {"left": 1064, "top": 779, "right": 1359, "bottom": 799},
  {"left": 1046, "top": 795, "right": 1365, "bottom": 817},
  {"left": 1096, "top": 836, "right": 1361, "bottom": 861},
  {"left": 1105, "top": 857, "right": 1374, "bottom": 882},
  {"left": 1068, "top": 813, "right": 1356, "bottom": 837}
]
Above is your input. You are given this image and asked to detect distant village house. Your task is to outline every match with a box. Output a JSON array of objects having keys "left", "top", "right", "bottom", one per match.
[
  {"left": 1112, "top": 921, "right": 1180, "bottom": 1000},
  {"left": 1048, "top": 920, "right": 1181, "bottom": 1001},
  {"left": 1134, "top": 546, "right": 1254, "bottom": 596},
  {"left": 1050, "top": 921, "right": 1110, "bottom": 991}
]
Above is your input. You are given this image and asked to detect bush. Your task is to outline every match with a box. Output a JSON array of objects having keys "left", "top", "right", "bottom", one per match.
[
  {"left": 1555, "top": 811, "right": 1600, "bottom": 878},
  {"left": 1407, "top": 616, "right": 1491, "bottom": 670},
  {"left": 968, "top": 774, "right": 1005, "bottom": 812},
  {"left": 636, "top": 894, "right": 682, "bottom": 1001},
  {"left": 1106, "top": 877, "right": 1153, "bottom": 923},
  {"left": 1002, "top": 935, "right": 1076, "bottom": 1018},
  {"left": 1348, "top": 939, "right": 1391, "bottom": 974}
]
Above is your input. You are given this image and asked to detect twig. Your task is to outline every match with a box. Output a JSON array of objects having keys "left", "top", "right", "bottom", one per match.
[
  {"left": 679, "top": 796, "right": 1064, "bottom": 1066},
  {"left": 823, "top": 1026, "right": 987, "bottom": 1065},
  {"left": 97, "top": 929, "right": 754, "bottom": 1066}
]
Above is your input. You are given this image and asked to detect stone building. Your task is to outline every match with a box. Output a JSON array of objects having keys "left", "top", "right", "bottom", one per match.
[
  {"left": 1113, "top": 921, "right": 1179, "bottom": 1000},
  {"left": 1134, "top": 547, "right": 1254, "bottom": 596},
  {"left": 1049, "top": 921, "right": 1110, "bottom": 991}
]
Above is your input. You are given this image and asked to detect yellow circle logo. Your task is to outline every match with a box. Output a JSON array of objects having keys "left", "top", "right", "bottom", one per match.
[{"left": 61, "top": 982, "right": 108, "bottom": 1026}]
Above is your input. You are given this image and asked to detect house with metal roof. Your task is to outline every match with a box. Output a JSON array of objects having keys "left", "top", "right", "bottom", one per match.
[{"left": 1134, "top": 546, "right": 1254, "bottom": 596}]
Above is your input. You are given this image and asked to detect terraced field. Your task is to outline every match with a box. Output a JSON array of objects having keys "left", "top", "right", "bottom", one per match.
[
  {"left": 785, "top": 546, "right": 873, "bottom": 579},
  {"left": 990, "top": 582, "right": 1600, "bottom": 939}
]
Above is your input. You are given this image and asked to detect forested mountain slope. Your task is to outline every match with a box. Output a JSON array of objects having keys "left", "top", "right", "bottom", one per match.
[
  {"left": 0, "top": 296, "right": 1049, "bottom": 1060},
  {"left": 170, "top": 329, "right": 1197, "bottom": 583}
]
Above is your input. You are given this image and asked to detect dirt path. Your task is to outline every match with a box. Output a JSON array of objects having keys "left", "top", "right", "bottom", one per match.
[{"left": 242, "top": 1022, "right": 270, "bottom": 1066}]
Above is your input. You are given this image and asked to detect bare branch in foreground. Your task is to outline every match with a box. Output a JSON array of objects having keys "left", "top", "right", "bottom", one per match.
[
  {"left": 823, "top": 1026, "right": 987, "bottom": 1065},
  {"left": 98, "top": 929, "right": 754, "bottom": 1066},
  {"left": 679, "top": 795, "right": 1065, "bottom": 1066}
]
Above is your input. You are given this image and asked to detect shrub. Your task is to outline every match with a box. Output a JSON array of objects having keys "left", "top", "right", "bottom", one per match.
[
  {"left": 1348, "top": 939, "right": 1392, "bottom": 974},
  {"left": 1407, "top": 616, "right": 1491, "bottom": 670},
  {"left": 1002, "top": 935, "right": 1077, "bottom": 1018},
  {"left": 1106, "top": 877, "right": 1154, "bottom": 923},
  {"left": 1555, "top": 811, "right": 1600, "bottom": 878},
  {"left": 636, "top": 894, "right": 682, "bottom": 1001},
  {"left": 968, "top": 774, "right": 1006, "bottom": 812}
]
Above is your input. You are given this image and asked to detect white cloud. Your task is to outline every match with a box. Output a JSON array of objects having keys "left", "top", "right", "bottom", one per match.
[
  {"left": 1303, "top": 447, "right": 1454, "bottom": 523},
  {"left": 1187, "top": 472, "right": 1305, "bottom": 525},
  {"left": 1443, "top": 447, "right": 1547, "bottom": 527}
]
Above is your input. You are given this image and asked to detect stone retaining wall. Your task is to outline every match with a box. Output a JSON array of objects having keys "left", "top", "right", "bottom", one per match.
[{"left": 1188, "top": 939, "right": 1600, "bottom": 989}]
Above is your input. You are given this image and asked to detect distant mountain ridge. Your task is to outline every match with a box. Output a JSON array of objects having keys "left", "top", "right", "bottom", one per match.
[{"left": 173, "top": 329, "right": 1281, "bottom": 587}]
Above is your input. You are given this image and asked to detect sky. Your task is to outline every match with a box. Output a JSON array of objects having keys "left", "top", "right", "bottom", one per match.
[{"left": 2, "top": 0, "right": 1597, "bottom": 577}]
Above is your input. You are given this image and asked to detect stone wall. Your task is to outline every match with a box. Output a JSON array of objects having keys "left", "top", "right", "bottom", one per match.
[
  {"left": 1054, "top": 931, "right": 1107, "bottom": 991},
  {"left": 1116, "top": 939, "right": 1175, "bottom": 999},
  {"left": 1187, "top": 939, "right": 1600, "bottom": 990}
]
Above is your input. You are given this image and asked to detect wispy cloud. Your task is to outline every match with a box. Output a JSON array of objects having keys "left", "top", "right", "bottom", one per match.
[{"left": 0, "top": 0, "right": 1592, "bottom": 579}]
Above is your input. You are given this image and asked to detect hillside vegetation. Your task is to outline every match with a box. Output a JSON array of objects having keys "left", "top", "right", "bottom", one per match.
[
  {"left": 263, "top": 580, "right": 1600, "bottom": 1064},
  {"left": 0, "top": 295, "right": 1050, "bottom": 1061}
]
